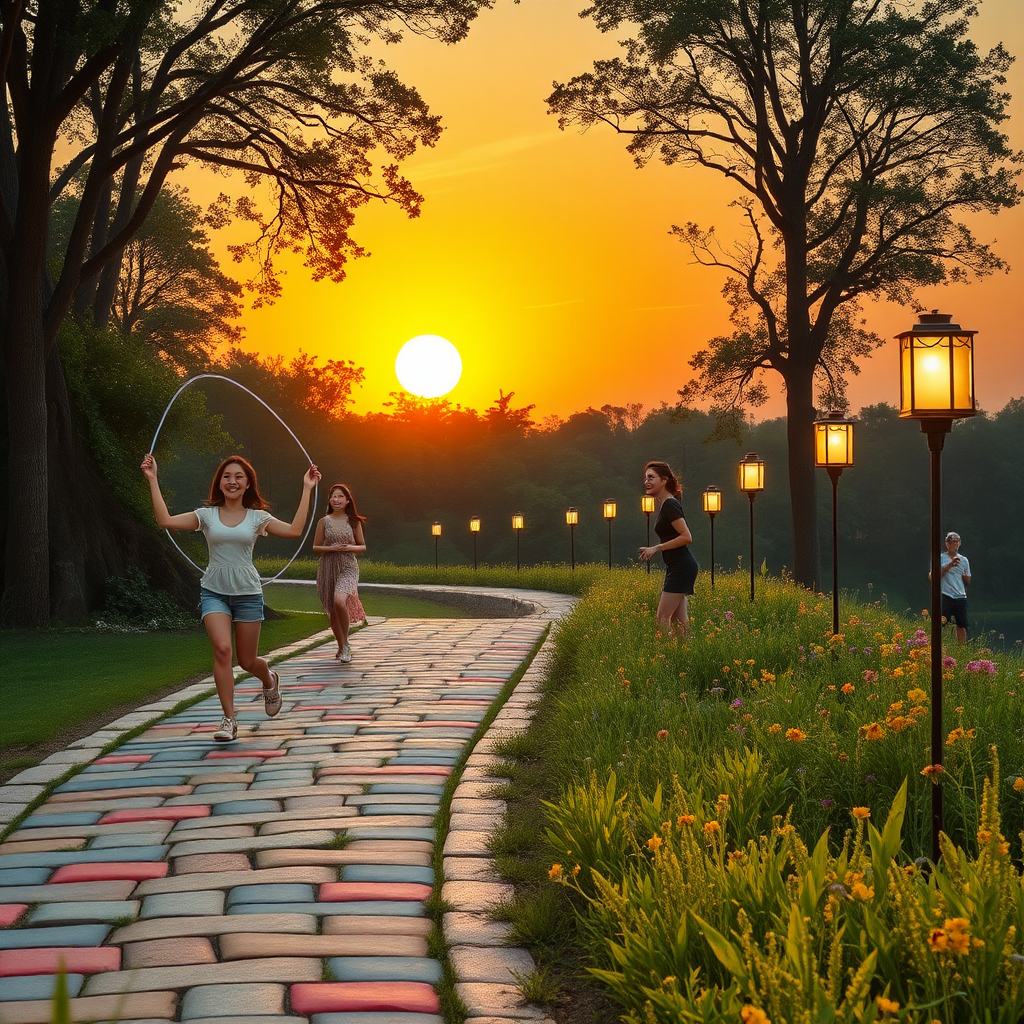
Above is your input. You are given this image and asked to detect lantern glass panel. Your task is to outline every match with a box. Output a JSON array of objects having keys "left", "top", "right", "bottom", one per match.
[
  {"left": 900, "top": 334, "right": 975, "bottom": 417},
  {"left": 470, "top": 518, "right": 481, "bottom": 533},
  {"left": 566, "top": 508, "right": 579, "bottom": 525},
  {"left": 432, "top": 522, "right": 442, "bottom": 536},
  {"left": 738, "top": 458, "right": 764, "bottom": 492},
  {"left": 641, "top": 495, "right": 655, "bottom": 514},
  {"left": 603, "top": 501, "right": 617, "bottom": 519},
  {"left": 512, "top": 514, "right": 524, "bottom": 531},
  {"left": 703, "top": 489, "right": 722, "bottom": 514}
]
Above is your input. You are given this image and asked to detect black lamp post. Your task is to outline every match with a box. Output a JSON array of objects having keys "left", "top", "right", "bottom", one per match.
[
  {"left": 566, "top": 508, "right": 578, "bottom": 571},
  {"left": 641, "top": 495, "right": 655, "bottom": 574},
  {"left": 738, "top": 454, "right": 765, "bottom": 601},
  {"left": 813, "top": 412, "right": 855, "bottom": 636},
  {"left": 470, "top": 516, "right": 480, "bottom": 570},
  {"left": 512, "top": 513, "right": 524, "bottom": 572},
  {"left": 898, "top": 310, "right": 977, "bottom": 864},
  {"left": 702, "top": 486, "right": 722, "bottom": 588},
  {"left": 431, "top": 521, "right": 441, "bottom": 569},
  {"left": 603, "top": 500, "right": 617, "bottom": 569}
]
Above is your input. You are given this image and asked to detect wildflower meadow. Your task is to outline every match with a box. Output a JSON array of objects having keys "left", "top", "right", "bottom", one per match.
[{"left": 532, "top": 569, "right": 1024, "bottom": 1023}]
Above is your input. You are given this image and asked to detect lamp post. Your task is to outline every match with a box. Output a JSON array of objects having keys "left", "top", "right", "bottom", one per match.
[
  {"left": 898, "top": 310, "right": 976, "bottom": 864},
  {"left": 603, "top": 500, "right": 617, "bottom": 569},
  {"left": 470, "top": 517, "right": 481, "bottom": 570},
  {"left": 641, "top": 495, "right": 655, "bottom": 574},
  {"left": 512, "top": 513, "right": 525, "bottom": 572},
  {"left": 814, "top": 412, "right": 855, "bottom": 636},
  {"left": 738, "top": 453, "right": 765, "bottom": 601},
  {"left": 431, "top": 521, "right": 442, "bottom": 569},
  {"left": 566, "top": 508, "right": 578, "bottom": 571},
  {"left": 702, "top": 486, "right": 722, "bottom": 589}
]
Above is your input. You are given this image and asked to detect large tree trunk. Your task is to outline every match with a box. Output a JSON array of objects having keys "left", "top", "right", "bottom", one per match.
[{"left": 786, "top": 363, "right": 821, "bottom": 592}]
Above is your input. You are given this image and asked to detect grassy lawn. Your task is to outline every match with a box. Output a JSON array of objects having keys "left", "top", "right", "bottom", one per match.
[{"left": 1, "top": 587, "right": 473, "bottom": 755}]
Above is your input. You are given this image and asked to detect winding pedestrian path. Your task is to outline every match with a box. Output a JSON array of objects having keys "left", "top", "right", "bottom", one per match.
[{"left": 0, "top": 587, "right": 573, "bottom": 1024}]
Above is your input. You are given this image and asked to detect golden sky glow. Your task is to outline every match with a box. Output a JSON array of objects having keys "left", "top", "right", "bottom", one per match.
[{"left": 203, "top": 0, "right": 1024, "bottom": 421}]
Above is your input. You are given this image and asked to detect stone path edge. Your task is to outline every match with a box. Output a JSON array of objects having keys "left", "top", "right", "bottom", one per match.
[{"left": 0, "top": 625, "right": 342, "bottom": 836}]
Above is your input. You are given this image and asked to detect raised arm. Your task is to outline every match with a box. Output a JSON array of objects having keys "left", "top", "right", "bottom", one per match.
[
  {"left": 266, "top": 465, "right": 321, "bottom": 539},
  {"left": 141, "top": 454, "right": 199, "bottom": 531}
]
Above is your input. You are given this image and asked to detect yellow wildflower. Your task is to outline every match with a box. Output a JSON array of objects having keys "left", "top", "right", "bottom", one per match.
[
  {"left": 851, "top": 881, "right": 875, "bottom": 900},
  {"left": 1014, "top": 777, "right": 1024, "bottom": 792},
  {"left": 859, "top": 722, "right": 885, "bottom": 741},
  {"left": 852, "top": 807, "right": 871, "bottom": 819},
  {"left": 786, "top": 728, "right": 807, "bottom": 742},
  {"left": 876, "top": 996, "right": 900, "bottom": 1014},
  {"left": 907, "top": 688, "right": 928, "bottom": 702},
  {"left": 768, "top": 723, "right": 782, "bottom": 734},
  {"left": 678, "top": 814, "right": 695, "bottom": 826},
  {"left": 647, "top": 836, "right": 663, "bottom": 851},
  {"left": 548, "top": 864, "right": 563, "bottom": 880},
  {"left": 704, "top": 820, "right": 721, "bottom": 835},
  {"left": 740, "top": 1008, "right": 771, "bottom": 1024}
]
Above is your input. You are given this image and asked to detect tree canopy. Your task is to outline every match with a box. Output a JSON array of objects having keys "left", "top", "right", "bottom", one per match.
[{"left": 548, "top": 0, "right": 1020, "bottom": 589}]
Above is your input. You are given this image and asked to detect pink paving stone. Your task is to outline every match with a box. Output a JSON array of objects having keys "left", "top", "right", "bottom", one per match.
[
  {"left": 175, "top": 853, "right": 252, "bottom": 873},
  {"left": 205, "top": 749, "right": 286, "bottom": 759},
  {"left": 94, "top": 754, "right": 152, "bottom": 764},
  {"left": 317, "top": 766, "right": 451, "bottom": 777},
  {"left": 0, "top": 905, "right": 28, "bottom": 927},
  {"left": 321, "top": 715, "right": 376, "bottom": 721},
  {"left": 290, "top": 981, "right": 440, "bottom": 1015},
  {"left": 319, "top": 882, "right": 432, "bottom": 902},
  {"left": 0, "top": 947, "right": 121, "bottom": 977},
  {"left": 99, "top": 805, "right": 211, "bottom": 824},
  {"left": 413, "top": 721, "right": 479, "bottom": 728},
  {"left": 123, "top": 937, "right": 217, "bottom": 968},
  {"left": 49, "top": 862, "right": 169, "bottom": 884}
]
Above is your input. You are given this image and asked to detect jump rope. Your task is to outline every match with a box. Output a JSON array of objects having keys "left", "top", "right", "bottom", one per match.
[{"left": 149, "top": 374, "right": 319, "bottom": 586}]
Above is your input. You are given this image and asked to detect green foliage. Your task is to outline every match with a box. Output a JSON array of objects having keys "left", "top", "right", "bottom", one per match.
[{"left": 97, "top": 567, "right": 196, "bottom": 631}]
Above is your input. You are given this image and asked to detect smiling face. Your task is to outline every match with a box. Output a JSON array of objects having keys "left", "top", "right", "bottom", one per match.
[
  {"left": 219, "top": 462, "right": 249, "bottom": 500},
  {"left": 946, "top": 534, "right": 961, "bottom": 556},
  {"left": 329, "top": 487, "right": 350, "bottom": 512},
  {"left": 644, "top": 466, "right": 669, "bottom": 497}
]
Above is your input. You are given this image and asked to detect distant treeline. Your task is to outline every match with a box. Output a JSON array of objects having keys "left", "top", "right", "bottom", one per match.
[{"left": 144, "top": 355, "right": 1024, "bottom": 636}]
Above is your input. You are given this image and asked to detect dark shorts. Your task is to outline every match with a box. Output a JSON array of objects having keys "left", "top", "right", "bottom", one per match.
[
  {"left": 663, "top": 551, "right": 699, "bottom": 595},
  {"left": 200, "top": 588, "right": 264, "bottom": 622},
  {"left": 941, "top": 595, "right": 969, "bottom": 629}
]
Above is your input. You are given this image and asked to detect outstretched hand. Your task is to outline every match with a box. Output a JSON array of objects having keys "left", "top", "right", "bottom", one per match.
[
  {"left": 304, "top": 465, "right": 321, "bottom": 489},
  {"left": 639, "top": 546, "right": 657, "bottom": 562},
  {"left": 141, "top": 453, "right": 158, "bottom": 480}
]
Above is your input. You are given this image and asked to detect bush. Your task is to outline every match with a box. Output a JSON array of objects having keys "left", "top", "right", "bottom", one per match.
[{"left": 97, "top": 567, "right": 196, "bottom": 631}]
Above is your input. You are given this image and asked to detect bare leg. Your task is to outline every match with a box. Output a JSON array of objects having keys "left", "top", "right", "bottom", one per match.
[
  {"left": 234, "top": 620, "right": 275, "bottom": 689},
  {"left": 956, "top": 625, "right": 967, "bottom": 644},
  {"left": 656, "top": 592, "right": 689, "bottom": 639},
  {"left": 204, "top": 613, "right": 237, "bottom": 717},
  {"left": 331, "top": 594, "right": 351, "bottom": 655}
]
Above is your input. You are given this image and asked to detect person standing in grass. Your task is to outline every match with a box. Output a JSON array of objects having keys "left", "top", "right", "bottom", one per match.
[
  {"left": 313, "top": 483, "right": 367, "bottom": 662},
  {"left": 141, "top": 453, "right": 320, "bottom": 741},
  {"left": 639, "top": 460, "right": 699, "bottom": 639},
  {"left": 938, "top": 530, "right": 972, "bottom": 643}
]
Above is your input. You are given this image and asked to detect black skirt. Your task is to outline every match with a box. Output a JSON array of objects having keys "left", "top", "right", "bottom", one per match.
[{"left": 663, "top": 547, "right": 699, "bottom": 595}]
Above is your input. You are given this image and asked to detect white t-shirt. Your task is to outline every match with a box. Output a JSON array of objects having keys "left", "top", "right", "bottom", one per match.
[
  {"left": 194, "top": 506, "right": 273, "bottom": 595},
  {"left": 940, "top": 551, "right": 971, "bottom": 599}
]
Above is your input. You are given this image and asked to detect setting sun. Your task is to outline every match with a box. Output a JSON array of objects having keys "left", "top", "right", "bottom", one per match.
[{"left": 395, "top": 334, "right": 463, "bottom": 398}]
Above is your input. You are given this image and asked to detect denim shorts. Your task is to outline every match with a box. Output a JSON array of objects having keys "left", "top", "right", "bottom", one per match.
[{"left": 200, "top": 588, "right": 264, "bottom": 622}]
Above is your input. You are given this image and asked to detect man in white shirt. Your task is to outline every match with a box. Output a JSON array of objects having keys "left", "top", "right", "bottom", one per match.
[{"left": 938, "top": 531, "right": 972, "bottom": 643}]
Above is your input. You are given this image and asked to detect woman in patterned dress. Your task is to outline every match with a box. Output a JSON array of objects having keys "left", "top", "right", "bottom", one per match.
[{"left": 313, "top": 483, "right": 367, "bottom": 661}]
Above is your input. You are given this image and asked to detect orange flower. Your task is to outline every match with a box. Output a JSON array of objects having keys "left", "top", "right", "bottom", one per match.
[
  {"left": 928, "top": 928, "right": 949, "bottom": 952},
  {"left": 785, "top": 728, "right": 807, "bottom": 742},
  {"left": 656, "top": 729, "right": 669, "bottom": 740},
  {"left": 678, "top": 814, "right": 695, "bottom": 826},
  {"left": 647, "top": 836, "right": 663, "bottom": 851},
  {"left": 548, "top": 864, "right": 563, "bottom": 880},
  {"left": 703, "top": 820, "right": 721, "bottom": 835},
  {"left": 841, "top": 683, "right": 855, "bottom": 694},
  {"left": 851, "top": 881, "right": 875, "bottom": 900},
  {"left": 920, "top": 764, "right": 944, "bottom": 782},
  {"left": 768, "top": 723, "right": 782, "bottom": 734},
  {"left": 859, "top": 722, "right": 885, "bottom": 741},
  {"left": 876, "top": 996, "right": 900, "bottom": 1014},
  {"left": 1015, "top": 777, "right": 1024, "bottom": 792},
  {"left": 851, "top": 807, "right": 871, "bottom": 819},
  {"left": 740, "top": 1008, "right": 771, "bottom": 1024},
  {"left": 946, "top": 727, "right": 966, "bottom": 745}
]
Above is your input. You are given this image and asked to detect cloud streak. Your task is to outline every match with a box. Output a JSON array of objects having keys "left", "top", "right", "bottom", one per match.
[{"left": 411, "top": 132, "right": 558, "bottom": 182}]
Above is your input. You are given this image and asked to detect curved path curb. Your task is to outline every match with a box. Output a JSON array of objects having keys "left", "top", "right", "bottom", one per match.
[{"left": 0, "top": 585, "right": 575, "bottom": 1024}]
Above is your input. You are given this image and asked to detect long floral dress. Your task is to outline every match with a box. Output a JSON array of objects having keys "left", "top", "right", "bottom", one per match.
[{"left": 315, "top": 515, "right": 367, "bottom": 624}]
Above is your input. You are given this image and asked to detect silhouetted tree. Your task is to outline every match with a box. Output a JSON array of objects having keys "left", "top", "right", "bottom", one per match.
[{"left": 549, "top": 0, "right": 1020, "bottom": 590}]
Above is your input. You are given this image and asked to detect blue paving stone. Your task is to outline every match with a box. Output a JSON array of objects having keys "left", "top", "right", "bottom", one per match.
[
  {"left": 251, "top": 776, "right": 312, "bottom": 789},
  {"left": 311, "top": 1016, "right": 443, "bottom": 1024},
  {"left": 252, "top": 762, "right": 318, "bottom": 772},
  {"left": 21, "top": 810, "right": 103, "bottom": 828},
  {"left": 227, "top": 883, "right": 314, "bottom": 905},
  {"left": 0, "top": 847, "right": 167, "bottom": 870},
  {"left": 341, "top": 828, "right": 435, "bottom": 842},
  {"left": 212, "top": 799, "right": 281, "bottom": 815},
  {"left": 89, "top": 832, "right": 170, "bottom": 849},
  {"left": 360, "top": 804, "right": 438, "bottom": 817},
  {"left": 141, "top": 891, "right": 224, "bottom": 917},
  {"left": 349, "top": 794, "right": 438, "bottom": 806},
  {"left": 0, "top": 974, "right": 84, "bottom": 1001},
  {"left": 305, "top": 726, "right": 361, "bottom": 736},
  {"left": 389, "top": 756, "right": 459, "bottom": 766},
  {"left": 343, "top": 865, "right": 434, "bottom": 885},
  {"left": 0, "top": 867, "right": 51, "bottom": 885},
  {"left": 179, "top": 981, "right": 290, "bottom": 1019},
  {"left": 229, "top": 901, "right": 424, "bottom": 917},
  {"left": 327, "top": 956, "right": 441, "bottom": 984},
  {"left": 367, "top": 784, "right": 445, "bottom": 796},
  {"left": 193, "top": 783, "right": 250, "bottom": 793},
  {"left": 424, "top": 712, "right": 485, "bottom": 721},
  {"left": 288, "top": 745, "right": 333, "bottom": 754},
  {"left": 55, "top": 775, "right": 188, "bottom": 791},
  {"left": 28, "top": 901, "right": 138, "bottom": 925},
  {"left": 0, "top": 925, "right": 110, "bottom": 950}
]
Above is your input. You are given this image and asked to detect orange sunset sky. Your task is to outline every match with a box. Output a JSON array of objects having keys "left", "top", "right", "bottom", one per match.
[{"left": 204, "top": 0, "right": 1024, "bottom": 422}]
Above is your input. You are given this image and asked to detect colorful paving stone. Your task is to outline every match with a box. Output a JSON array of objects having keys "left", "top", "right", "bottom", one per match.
[{"left": 0, "top": 595, "right": 570, "bottom": 1024}]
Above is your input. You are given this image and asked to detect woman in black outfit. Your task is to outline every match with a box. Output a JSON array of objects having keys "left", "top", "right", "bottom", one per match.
[{"left": 638, "top": 460, "right": 699, "bottom": 638}]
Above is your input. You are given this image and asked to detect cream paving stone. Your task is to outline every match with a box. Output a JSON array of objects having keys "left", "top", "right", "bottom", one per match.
[
  {"left": 450, "top": 798, "right": 506, "bottom": 815},
  {"left": 218, "top": 931, "right": 428, "bottom": 959},
  {"left": 0, "top": 990, "right": 177, "bottom": 1024},
  {"left": 257, "top": 817, "right": 364, "bottom": 836},
  {"left": 444, "top": 857, "right": 503, "bottom": 882},
  {"left": 0, "top": 837, "right": 87, "bottom": 854},
  {"left": 449, "top": 812, "right": 504, "bottom": 831},
  {"left": 123, "top": 937, "right": 218, "bottom": 968},
  {"left": 4, "top": 820, "right": 172, "bottom": 841},
  {"left": 442, "top": 830, "right": 493, "bottom": 857},
  {"left": 6, "top": 764, "right": 69, "bottom": 784},
  {"left": 41, "top": 748, "right": 103, "bottom": 763},
  {"left": 450, "top": 945, "right": 538, "bottom": 983},
  {"left": 443, "top": 912, "right": 515, "bottom": 947},
  {"left": 84, "top": 956, "right": 321, "bottom": 994},
  {"left": 178, "top": 981, "right": 287, "bottom": 1019},
  {"left": 174, "top": 853, "right": 252, "bottom": 873},
  {"left": 456, "top": 984, "right": 552, "bottom": 1020},
  {"left": 321, "top": 915, "right": 433, "bottom": 936},
  {"left": 135, "top": 866, "right": 335, "bottom": 895},
  {"left": 255, "top": 848, "right": 431, "bottom": 869},
  {"left": 110, "top": 913, "right": 317, "bottom": 944},
  {"left": 166, "top": 830, "right": 335, "bottom": 857}
]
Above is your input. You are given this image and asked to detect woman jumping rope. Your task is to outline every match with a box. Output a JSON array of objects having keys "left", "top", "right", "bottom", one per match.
[
  {"left": 141, "top": 453, "right": 320, "bottom": 741},
  {"left": 313, "top": 483, "right": 367, "bottom": 661}
]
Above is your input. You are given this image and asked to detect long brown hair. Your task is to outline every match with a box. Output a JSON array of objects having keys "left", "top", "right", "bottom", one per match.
[
  {"left": 325, "top": 484, "right": 367, "bottom": 526},
  {"left": 644, "top": 460, "right": 682, "bottom": 498},
  {"left": 207, "top": 455, "right": 270, "bottom": 509}
]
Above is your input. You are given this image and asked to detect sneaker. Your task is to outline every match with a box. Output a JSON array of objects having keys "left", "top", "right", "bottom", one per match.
[
  {"left": 213, "top": 716, "right": 237, "bottom": 742},
  {"left": 340, "top": 644, "right": 352, "bottom": 664},
  {"left": 263, "top": 670, "right": 282, "bottom": 718}
]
